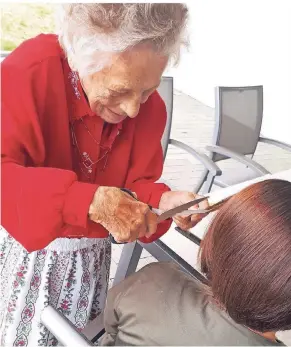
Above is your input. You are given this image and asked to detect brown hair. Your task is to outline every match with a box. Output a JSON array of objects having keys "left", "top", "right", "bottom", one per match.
[{"left": 200, "top": 179, "right": 291, "bottom": 332}]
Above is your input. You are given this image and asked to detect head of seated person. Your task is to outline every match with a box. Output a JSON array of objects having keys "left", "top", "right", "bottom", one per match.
[
  {"left": 200, "top": 178, "right": 291, "bottom": 342},
  {"left": 101, "top": 178, "right": 291, "bottom": 346}
]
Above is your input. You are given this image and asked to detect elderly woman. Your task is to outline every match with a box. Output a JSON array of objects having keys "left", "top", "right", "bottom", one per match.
[{"left": 0, "top": 3, "right": 208, "bottom": 346}]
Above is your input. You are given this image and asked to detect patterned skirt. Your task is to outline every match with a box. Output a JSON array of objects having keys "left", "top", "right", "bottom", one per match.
[{"left": 0, "top": 226, "right": 111, "bottom": 346}]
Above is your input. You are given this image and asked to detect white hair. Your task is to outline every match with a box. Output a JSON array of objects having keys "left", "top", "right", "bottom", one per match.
[{"left": 56, "top": 3, "right": 188, "bottom": 77}]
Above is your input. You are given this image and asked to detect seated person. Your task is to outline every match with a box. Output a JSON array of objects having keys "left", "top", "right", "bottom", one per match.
[{"left": 100, "top": 179, "right": 291, "bottom": 346}]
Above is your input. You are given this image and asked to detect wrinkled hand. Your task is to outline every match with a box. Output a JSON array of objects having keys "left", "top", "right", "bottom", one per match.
[
  {"left": 88, "top": 186, "right": 157, "bottom": 243},
  {"left": 159, "top": 191, "right": 209, "bottom": 230}
]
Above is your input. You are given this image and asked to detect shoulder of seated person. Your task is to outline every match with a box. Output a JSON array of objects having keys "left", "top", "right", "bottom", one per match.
[
  {"left": 140, "top": 261, "right": 180, "bottom": 276},
  {"left": 137, "top": 262, "right": 202, "bottom": 290},
  {"left": 140, "top": 261, "right": 186, "bottom": 274}
]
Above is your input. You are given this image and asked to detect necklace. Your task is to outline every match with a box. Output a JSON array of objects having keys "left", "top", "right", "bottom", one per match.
[{"left": 70, "top": 117, "right": 110, "bottom": 178}]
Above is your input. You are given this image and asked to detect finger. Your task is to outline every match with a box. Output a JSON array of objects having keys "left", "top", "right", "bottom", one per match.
[
  {"left": 174, "top": 221, "right": 191, "bottom": 231},
  {"left": 127, "top": 204, "right": 150, "bottom": 242},
  {"left": 174, "top": 213, "right": 205, "bottom": 231},
  {"left": 111, "top": 222, "right": 134, "bottom": 243},
  {"left": 173, "top": 216, "right": 192, "bottom": 231},
  {"left": 113, "top": 229, "right": 131, "bottom": 243},
  {"left": 128, "top": 216, "right": 147, "bottom": 242},
  {"left": 124, "top": 202, "right": 149, "bottom": 242},
  {"left": 114, "top": 217, "right": 141, "bottom": 242},
  {"left": 174, "top": 214, "right": 190, "bottom": 224},
  {"left": 190, "top": 213, "right": 203, "bottom": 224},
  {"left": 114, "top": 236, "right": 125, "bottom": 243},
  {"left": 188, "top": 203, "right": 199, "bottom": 211},
  {"left": 181, "top": 193, "right": 198, "bottom": 210},
  {"left": 135, "top": 227, "right": 146, "bottom": 241},
  {"left": 199, "top": 198, "right": 209, "bottom": 210},
  {"left": 128, "top": 222, "right": 146, "bottom": 242},
  {"left": 193, "top": 194, "right": 209, "bottom": 209},
  {"left": 187, "top": 194, "right": 209, "bottom": 211},
  {"left": 144, "top": 210, "right": 158, "bottom": 238}
]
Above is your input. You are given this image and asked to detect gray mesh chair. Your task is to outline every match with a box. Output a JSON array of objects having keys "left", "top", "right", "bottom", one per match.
[
  {"left": 0, "top": 51, "right": 10, "bottom": 63},
  {"left": 197, "top": 85, "right": 291, "bottom": 194}
]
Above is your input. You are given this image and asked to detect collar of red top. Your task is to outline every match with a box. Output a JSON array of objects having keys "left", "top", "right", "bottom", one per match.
[{"left": 63, "top": 58, "right": 123, "bottom": 133}]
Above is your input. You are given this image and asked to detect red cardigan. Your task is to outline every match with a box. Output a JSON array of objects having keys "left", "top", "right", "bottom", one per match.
[{"left": 1, "top": 34, "right": 172, "bottom": 252}]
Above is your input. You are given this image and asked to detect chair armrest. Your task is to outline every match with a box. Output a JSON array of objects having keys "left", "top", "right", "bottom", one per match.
[
  {"left": 41, "top": 305, "right": 93, "bottom": 345},
  {"left": 259, "top": 136, "right": 291, "bottom": 152},
  {"left": 169, "top": 139, "right": 222, "bottom": 176},
  {"left": 206, "top": 145, "right": 270, "bottom": 175}
]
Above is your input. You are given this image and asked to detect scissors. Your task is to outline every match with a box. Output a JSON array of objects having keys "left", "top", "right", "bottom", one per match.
[
  {"left": 110, "top": 188, "right": 225, "bottom": 244},
  {"left": 151, "top": 197, "right": 209, "bottom": 222}
]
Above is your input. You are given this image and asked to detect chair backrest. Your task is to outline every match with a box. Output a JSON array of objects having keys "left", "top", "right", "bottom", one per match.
[
  {"left": 157, "top": 76, "right": 174, "bottom": 159},
  {"left": 213, "top": 85, "right": 263, "bottom": 162},
  {"left": 1, "top": 51, "right": 10, "bottom": 62}
]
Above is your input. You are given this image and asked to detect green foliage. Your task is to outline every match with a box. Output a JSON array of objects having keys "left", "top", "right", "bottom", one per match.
[{"left": 0, "top": 3, "right": 56, "bottom": 51}]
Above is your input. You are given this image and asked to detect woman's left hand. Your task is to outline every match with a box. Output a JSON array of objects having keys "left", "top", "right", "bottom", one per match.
[{"left": 159, "top": 191, "right": 209, "bottom": 230}]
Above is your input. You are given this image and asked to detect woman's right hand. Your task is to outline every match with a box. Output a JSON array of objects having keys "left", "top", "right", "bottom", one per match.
[{"left": 88, "top": 186, "right": 158, "bottom": 243}]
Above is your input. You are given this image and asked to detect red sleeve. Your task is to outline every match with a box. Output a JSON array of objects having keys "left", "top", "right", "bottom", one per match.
[
  {"left": 125, "top": 92, "right": 172, "bottom": 243},
  {"left": 1, "top": 58, "right": 97, "bottom": 252}
]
